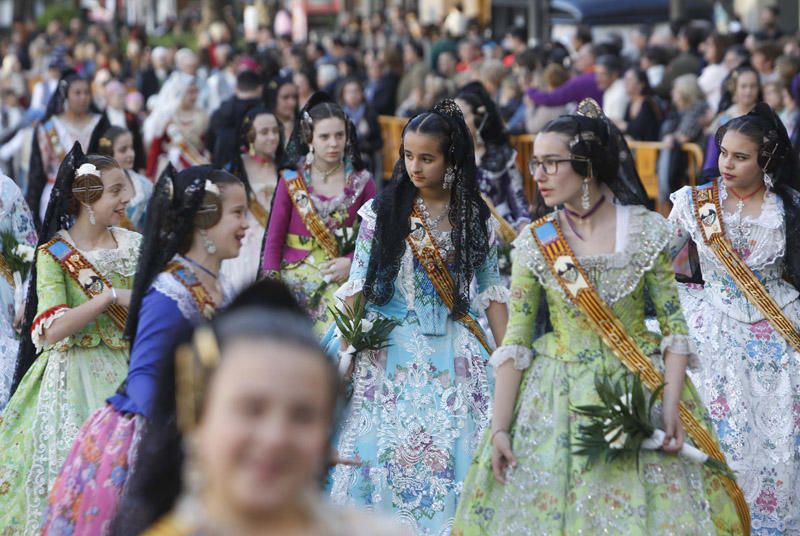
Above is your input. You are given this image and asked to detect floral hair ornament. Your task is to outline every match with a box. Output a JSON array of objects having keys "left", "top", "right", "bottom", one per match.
[
  {"left": 75, "top": 163, "right": 101, "bottom": 179},
  {"left": 204, "top": 179, "right": 220, "bottom": 196}
]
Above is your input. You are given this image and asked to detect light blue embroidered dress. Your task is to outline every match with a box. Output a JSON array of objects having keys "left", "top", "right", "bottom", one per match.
[
  {"left": 327, "top": 200, "right": 508, "bottom": 536},
  {"left": 0, "top": 175, "right": 37, "bottom": 410}
]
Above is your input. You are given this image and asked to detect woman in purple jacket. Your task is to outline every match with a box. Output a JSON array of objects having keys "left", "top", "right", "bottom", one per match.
[{"left": 260, "top": 92, "right": 376, "bottom": 334}]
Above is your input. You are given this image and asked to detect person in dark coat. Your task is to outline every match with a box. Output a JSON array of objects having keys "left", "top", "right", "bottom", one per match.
[{"left": 206, "top": 70, "right": 264, "bottom": 168}]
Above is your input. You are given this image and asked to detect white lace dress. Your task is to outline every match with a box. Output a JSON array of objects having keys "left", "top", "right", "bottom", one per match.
[{"left": 670, "top": 181, "right": 800, "bottom": 535}]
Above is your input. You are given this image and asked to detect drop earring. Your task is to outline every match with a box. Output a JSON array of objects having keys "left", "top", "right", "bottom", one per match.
[
  {"left": 200, "top": 230, "right": 217, "bottom": 255},
  {"left": 443, "top": 166, "right": 456, "bottom": 190},
  {"left": 763, "top": 171, "right": 774, "bottom": 190},
  {"left": 581, "top": 178, "right": 591, "bottom": 210},
  {"left": 85, "top": 204, "right": 96, "bottom": 225},
  {"left": 306, "top": 146, "right": 315, "bottom": 166}
]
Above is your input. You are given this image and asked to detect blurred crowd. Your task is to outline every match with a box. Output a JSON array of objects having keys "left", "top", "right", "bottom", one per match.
[{"left": 0, "top": 4, "right": 797, "bottom": 201}]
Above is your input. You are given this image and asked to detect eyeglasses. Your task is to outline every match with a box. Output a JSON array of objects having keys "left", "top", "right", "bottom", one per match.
[{"left": 528, "top": 156, "right": 588, "bottom": 176}]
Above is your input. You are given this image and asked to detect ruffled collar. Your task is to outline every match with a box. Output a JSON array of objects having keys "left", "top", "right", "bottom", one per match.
[
  {"left": 514, "top": 204, "right": 670, "bottom": 304},
  {"left": 718, "top": 178, "right": 783, "bottom": 229}
]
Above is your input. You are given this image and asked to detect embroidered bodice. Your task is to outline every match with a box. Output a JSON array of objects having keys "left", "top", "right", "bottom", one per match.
[
  {"left": 669, "top": 181, "right": 798, "bottom": 324},
  {"left": 493, "top": 204, "right": 696, "bottom": 370},
  {"left": 335, "top": 200, "right": 508, "bottom": 337}
]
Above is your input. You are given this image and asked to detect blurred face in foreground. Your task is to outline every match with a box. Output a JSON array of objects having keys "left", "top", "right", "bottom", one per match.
[{"left": 196, "top": 339, "right": 334, "bottom": 516}]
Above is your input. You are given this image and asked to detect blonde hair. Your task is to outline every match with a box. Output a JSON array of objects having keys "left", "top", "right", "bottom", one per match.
[
  {"left": 672, "top": 74, "right": 704, "bottom": 106},
  {"left": 480, "top": 59, "right": 508, "bottom": 89},
  {"left": 543, "top": 63, "right": 570, "bottom": 89}
]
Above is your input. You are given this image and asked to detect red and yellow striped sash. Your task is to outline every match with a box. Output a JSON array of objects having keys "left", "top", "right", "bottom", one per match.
[{"left": 530, "top": 214, "right": 750, "bottom": 534}]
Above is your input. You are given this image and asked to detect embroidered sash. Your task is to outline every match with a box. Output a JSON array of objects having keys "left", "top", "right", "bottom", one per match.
[
  {"left": 406, "top": 205, "right": 492, "bottom": 354},
  {"left": 530, "top": 214, "right": 750, "bottom": 534},
  {"left": 249, "top": 197, "right": 269, "bottom": 228},
  {"left": 40, "top": 237, "right": 128, "bottom": 330},
  {"left": 481, "top": 193, "right": 518, "bottom": 243},
  {"left": 42, "top": 119, "right": 66, "bottom": 172},
  {"left": 284, "top": 171, "right": 340, "bottom": 259},
  {"left": 0, "top": 254, "right": 14, "bottom": 287},
  {"left": 165, "top": 260, "right": 216, "bottom": 320},
  {"left": 691, "top": 182, "right": 800, "bottom": 353}
]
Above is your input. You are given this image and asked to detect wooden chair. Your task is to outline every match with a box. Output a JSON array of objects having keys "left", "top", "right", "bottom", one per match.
[
  {"left": 509, "top": 133, "right": 537, "bottom": 203},
  {"left": 627, "top": 140, "right": 703, "bottom": 216},
  {"left": 377, "top": 115, "right": 408, "bottom": 179}
]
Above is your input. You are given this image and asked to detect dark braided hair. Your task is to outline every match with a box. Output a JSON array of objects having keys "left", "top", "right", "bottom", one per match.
[
  {"left": 364, "top": 99, "right": 490, "bottom": 317},
  {"left": 124, "top": 166, "right": 243, "bottom": 344},
  {"left": 714, "top": 102, "right": 800, "bottom": 291},
  {"left": 284, "top": 91, "right": 365, "bottom": 171},
  {"left": 530, "top": 99, "right": 649, "bottom": 217},
  {"left": 227, "top": 106, "right": 289, "bottom": 195}
]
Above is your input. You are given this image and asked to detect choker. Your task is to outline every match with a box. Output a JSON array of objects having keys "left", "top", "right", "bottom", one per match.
[
  {"left": 180, "top": 255, "right": 218, "bottom": 279},
  {"left": 563, "top": 195, "right": 606, "bottom": 241}
]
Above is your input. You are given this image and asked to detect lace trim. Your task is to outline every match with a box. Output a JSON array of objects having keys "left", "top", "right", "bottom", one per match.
[
  {"left": 334, "top": 278, "right": 365, "bottom": 302},
  {"left": 719, "top": 179, "right": 783, "bottom": 230},
  {"left": 152, "top": 272, "right": 206, "bottom": 324},
  {"left": 660, "top": 333, "right": 700, "bottom": 372},
  {"left": 57, "top": 227, "right": 142, "bottom": 278},
  {"left": 31, "top": 304, "right": 69, "bottom": 352},
  {"left": 513, "top": 205, "right": 671, "bottom": 304},
  {"left": 489, "top": 344, "right": 533, "bottom": 370},
  {"left": 670, "top": 184, "right": 787, "bottom": 270},
  {"left": 472, "top": 285, "right": 510, "bottom": 311}
]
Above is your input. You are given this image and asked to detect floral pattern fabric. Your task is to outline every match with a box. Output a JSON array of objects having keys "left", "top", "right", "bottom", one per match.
[
  {"left": 40, "top": 404, "right": 144, "bottom": 536},
  {"left": 327, "top": 201, "right": 505, "bottom": 536},
  {"left": 453, "top": 205, "right": 742, "bottom": 535},
  {"left": 0, "top": 227, "right": 139, "bottom": 535},
  {"left": 0, "top": 175, "right": 37, "bottom": 410},
  {"left": 670, "top": 181, "right": 800, "bottom": 535}
]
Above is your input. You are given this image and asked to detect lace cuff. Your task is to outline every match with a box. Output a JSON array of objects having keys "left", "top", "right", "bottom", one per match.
[
  {"left": 334, "top": 278, "right": 365, "bottom": 302},
  {"left": 660, "top": 334, "right": 700, "bottom": 371},
  {"left": 31, "top": 304, "right": 70, "bottom": 352},
  {"left": 489, "top": 345, "right": 533, "bottom": 370},
  {"left": 472, "top": 285, "right": 510, "bottom": 311}
]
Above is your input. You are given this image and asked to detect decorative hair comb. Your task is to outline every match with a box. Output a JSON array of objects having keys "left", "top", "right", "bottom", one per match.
[{"left": 576, "top": 98, "right": 604, "bottom": 119}]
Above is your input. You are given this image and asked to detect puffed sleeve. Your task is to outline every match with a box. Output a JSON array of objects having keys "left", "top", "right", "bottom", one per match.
[
  {"left": 344, "top": 175, "right": 377, "bottom": 261},
  {"left": 30, "top": 249, "right": 70, "bottom": 351},
  {"left": 472, "top": 219, "right": 510, "bottom": 311},
  {"left": 488, "top": 244, "right": 541, "bottom": 370},
  {"left": 260, "top": 175, "right": 292, "bottom": 276},
  {"left": 644, "top": 248, "right": 700, "bottom": 371},
  {"left": 335, "top": 200, "right": 376, "bottom": 301}
]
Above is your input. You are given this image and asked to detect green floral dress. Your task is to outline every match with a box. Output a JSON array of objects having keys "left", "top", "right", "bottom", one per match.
[
  {"left": 454, "top": 205, "right": 742, "bottom": 535},
  {"left": 0, "top": 227, "right": 139, "bottom": 535}
]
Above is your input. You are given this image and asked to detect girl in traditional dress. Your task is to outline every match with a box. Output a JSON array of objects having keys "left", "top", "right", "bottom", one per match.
[
  {"left": 669, "top": 102, "right": 800, "bottom": 534},
  {"left": 327, "top": 99, "right": 508, "bottom": 535},
  {"left": 0, "top": 145, "right": 139, "bottom": 534},
  {"left": 0, "top": 174, "right": 37, "bottom": 410},
  {"left": 143, "top": 73, "right": 210, "bottom": 179},
  {"left": 453, "top": 99, "right": 747, "bottom": 535},
  {"left": 97, "top": 125, "right": 153, "bottom": 231},
  {"left": 221, "top": 106, "right": 287, "bottom": 292},
  {"left": 41, "top": 166, "right": 247, "bottom": 536},
  {"left": 111, "top": 280, "right": 408, "bottom": 536},
  {"left": 28, "top": 70, "right": 110, "bottom": 227},
  {"left": 455, "top": 82, "right": 531, "bottom": 235},
  {"left": 260, "top": 92, "right": 375, "bottom": 334}
]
